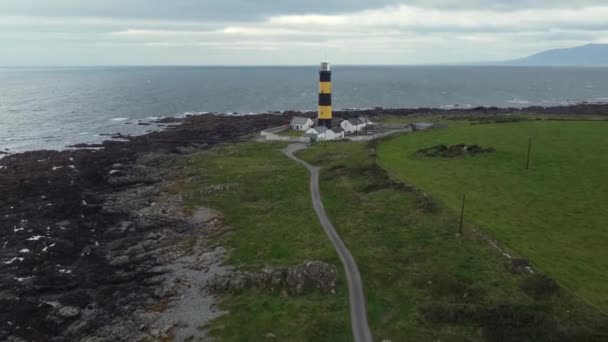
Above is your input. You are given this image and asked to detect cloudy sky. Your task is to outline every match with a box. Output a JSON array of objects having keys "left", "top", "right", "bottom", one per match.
[{"left": 1, "top": 0, "right": 607, "bottom": 66}]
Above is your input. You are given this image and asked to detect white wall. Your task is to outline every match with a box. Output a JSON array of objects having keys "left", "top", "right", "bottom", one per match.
[
  {"left": 340, "top": 121, "right": 356, "bottom": 133},
  {"left": 261, "top": 125, "right": 311, "bottom": 143},
  {"left": 290, "top": 119, "right": 314, "bottom": 131}
]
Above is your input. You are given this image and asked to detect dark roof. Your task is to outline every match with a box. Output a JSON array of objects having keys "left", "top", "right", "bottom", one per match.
[
  {"left": 332, "top": 127, "right": 345, "bottom": 133},
  {"left": 347, "top": 118, "right": 361, "bottom": 125},
  {"left": 290, "top": 116, "right": 312, "bottom": 125},
  {"left": 313, "top": 126, "right": 328, "bottom": 134}
]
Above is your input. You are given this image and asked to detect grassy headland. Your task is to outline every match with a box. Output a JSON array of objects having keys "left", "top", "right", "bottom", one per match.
[
  {"left": 377, "top": 121, "right": 608, "bottom": 312},
  {"left": 178, "top": 142, "right": 351, "bottom": 341},
  {"left": 177, "top": 120, "right": 607, "bottom": 341},
  {"left": 297, "top": 139, "right": 606, "bottom": 341}
]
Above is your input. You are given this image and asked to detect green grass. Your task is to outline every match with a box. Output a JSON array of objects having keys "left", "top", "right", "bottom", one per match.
[
  {"left": 297, "top": 140, "right": 606, "bottom": 341},
  {"left": 178, "top": 142, "right": 350, "bottom": 341},
  {"left": 376, "top": 121, "right": 608, "bottom": 312},
  {"left": 176, "top": 135, "right": 607, "bottom": 341}
]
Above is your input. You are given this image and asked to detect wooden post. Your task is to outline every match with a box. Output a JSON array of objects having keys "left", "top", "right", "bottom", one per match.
[
  {"left": 459, "top": 194, "right": 466, "bottom": 235},
  {"left": 526, "top": 136, "right": 532, "bottom": 170}
]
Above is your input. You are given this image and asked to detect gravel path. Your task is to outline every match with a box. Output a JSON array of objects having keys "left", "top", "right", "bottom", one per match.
[{"left": 282, "top": 143, "right": 373, "bottom": 342}]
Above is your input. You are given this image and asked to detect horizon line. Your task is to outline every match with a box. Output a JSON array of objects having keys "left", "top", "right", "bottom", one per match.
[{"left": 3, "top": 64, "right": 605, "bottom": 68}]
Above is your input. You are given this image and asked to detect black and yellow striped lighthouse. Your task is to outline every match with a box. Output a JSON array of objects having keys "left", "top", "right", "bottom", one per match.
[{"left": 318, "top": 62, "right": 332, "bottom": 128}]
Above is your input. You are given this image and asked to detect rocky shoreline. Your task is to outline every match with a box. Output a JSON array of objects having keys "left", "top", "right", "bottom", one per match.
[
  {"left": 0, "top": 114, "right": 287, "bottom": 341},
  {"left": 2, "top": 104, "right": 608, "bottom": 341}
]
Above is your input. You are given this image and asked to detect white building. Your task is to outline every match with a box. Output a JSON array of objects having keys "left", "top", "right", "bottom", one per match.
[
  {"left": 358, "top": 116, "right": 374, "bottom": 125},
  {"left": 412, "top": 122, "right": 434, "bottom": 131},
  {"left": 305, "top": 126, "right": 345, "bottom": 141},
  {"left": 290, "top": 116, "right": 314, "bottom": 131},
  {"left": 341, "top": 118, "right": 366, "bottom": 134},
  {"left": 328, "top": 127, "right": 345, "bottom": 140}
]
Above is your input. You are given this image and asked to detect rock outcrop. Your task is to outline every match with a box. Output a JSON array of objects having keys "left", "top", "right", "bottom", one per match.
[{"left": 206, "top": 261, "right": 338, "bottom": 296}]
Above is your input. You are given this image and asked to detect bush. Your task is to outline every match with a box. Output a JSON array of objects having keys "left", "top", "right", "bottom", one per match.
[
  {"left": 520, "top": 274, "right": 560, "bottom": 300},
  {"left": 420, "top": 302, "right": 555, "bottom": 342},
  {"left": 417, "top": 144, "right": 495, "bottom": 158}
]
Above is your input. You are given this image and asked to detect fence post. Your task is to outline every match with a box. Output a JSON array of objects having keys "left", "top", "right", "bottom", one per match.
[
  {"left": 459, "top": 194, "right": 466, "bottom": 235},
  {"left": 526, "top": 136, "right": 532, "bottom": 170}
]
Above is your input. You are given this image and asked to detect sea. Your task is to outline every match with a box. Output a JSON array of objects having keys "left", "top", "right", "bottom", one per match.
[{"left": 2, "top": 65, "right": 608, "bottom": 153}]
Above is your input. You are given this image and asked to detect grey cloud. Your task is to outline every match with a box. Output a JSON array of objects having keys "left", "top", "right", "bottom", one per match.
[
  {"left": 0, "top": 1, "right": 400, "bottom": 21},
  {"left": 3, "top": 0, "right": 608, "bottom": 22}
]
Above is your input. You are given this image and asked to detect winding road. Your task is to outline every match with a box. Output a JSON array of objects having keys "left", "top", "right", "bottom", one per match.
[{"left": 283, "top": 144, "right": 373, "bottom": 342}]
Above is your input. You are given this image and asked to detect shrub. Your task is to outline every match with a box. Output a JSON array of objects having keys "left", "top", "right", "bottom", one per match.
[{"left": 520, "top": 274, "right": 560, "bottom": 300}]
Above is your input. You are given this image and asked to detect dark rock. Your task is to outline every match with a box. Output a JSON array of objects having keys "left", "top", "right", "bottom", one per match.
[
  {"left": 1, "top": 113, "right": 287, "bottom": 341},
  {"left": 205, "top": 261, "right": 338, "bottom": 296},
  {"left": 418, "top": 144, "right": 495, "bottom": 158}
]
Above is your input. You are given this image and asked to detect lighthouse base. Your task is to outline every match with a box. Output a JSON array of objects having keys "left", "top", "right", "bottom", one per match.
[{"left": 317, "top": 119, "right": 332, "bottom": 129}]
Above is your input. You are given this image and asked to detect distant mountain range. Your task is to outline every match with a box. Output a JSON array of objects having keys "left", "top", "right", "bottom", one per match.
[{"left": 505, "top": 44, "right": 608, "bottom": 66}]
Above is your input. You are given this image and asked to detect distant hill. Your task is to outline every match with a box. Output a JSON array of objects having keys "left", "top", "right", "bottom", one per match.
[{"left": 506, "top": 44, "right": 608, "bottom": 66}]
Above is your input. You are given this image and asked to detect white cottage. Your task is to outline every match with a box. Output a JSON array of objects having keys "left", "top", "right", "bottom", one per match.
[
  {"left": 328, "top": 127, "right": 345, "bottom": 140},
  {"left": 305, "top": 126, "right": 344, "bottom": 141},
  {"left": 306, "top": 126, "right": 328, "bottom": 138},
  {"left": 358, "top": 116, "right": 374, "bottom": 125},
  {"left": 412, "top": 122, "right": 434, "bottom": 131},
  {"left": 341, "top": 118, "right": 366, "bottom": 134},
  {"left": 290, "top": 116, "right": 314, "bottom": 131}
]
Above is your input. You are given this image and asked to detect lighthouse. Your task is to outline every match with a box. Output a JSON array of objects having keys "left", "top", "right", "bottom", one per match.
[{"left": 317, "top": 62, "right": 332, "bottom": 128}]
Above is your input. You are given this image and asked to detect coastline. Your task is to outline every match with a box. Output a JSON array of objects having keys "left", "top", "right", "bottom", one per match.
[
  {"left": 1, "top": 104, "right": 608, "bottom": 341},
  {"left": 0, "top": 114, "right": 286, "bottom": 341}
]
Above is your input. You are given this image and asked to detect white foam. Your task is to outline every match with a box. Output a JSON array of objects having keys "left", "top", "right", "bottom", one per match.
[
  {"left": 16, "top": 276, "right": 33, "bottom": 282},
  {"left": 3, "top": 257, "right": 24, "bottom": 264},
  {"left": 27, "top": 235, "right": 44, "bottom": 241},
  {"left": 507, "top": 99, "right": 530, "bottom": 105},
  {"left": 52, "top": 166, "right": 63, "bottom": 171},
  {"left": 42, "top": 243, "right": 56, "bottom": 253},
  {"left": 19, "top": 249, "right": 30, "bottom": 254},
  {"left": 111, "top": 117, "right": 129, "bottom": 122}
]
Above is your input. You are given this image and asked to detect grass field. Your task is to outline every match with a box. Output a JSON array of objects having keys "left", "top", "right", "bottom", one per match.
[
  {"left": 377, "top": 120, "right": 608, "bottom": 312},
  {"left": 177, "top": 134, "right": 607, "bottom": 341},
  {"left": 178, "top": 142, "right": 351, "bottom": 341},
  {"left": 297, "top": 140, "right": 606, "bottom": 341}
]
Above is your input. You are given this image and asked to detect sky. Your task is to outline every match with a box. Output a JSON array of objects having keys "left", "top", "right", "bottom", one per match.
[{"left": 1, "top": 1, "right": 608, "bottom": 66}]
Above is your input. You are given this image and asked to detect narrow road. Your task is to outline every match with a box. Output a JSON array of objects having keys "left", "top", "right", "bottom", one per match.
[{"left": 283, "top": 144, "right": 373, "bottom": 342}]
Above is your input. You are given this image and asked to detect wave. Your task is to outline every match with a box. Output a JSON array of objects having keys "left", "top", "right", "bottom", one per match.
[
  {"left": 507, "top": 99, "right": 531, "bottom": 105},
  {"left": 111, "top": 117, "right": 129, "bottom": 122},
  {"left": 441, "top": 104, "right": 473, "bottom": 109}
]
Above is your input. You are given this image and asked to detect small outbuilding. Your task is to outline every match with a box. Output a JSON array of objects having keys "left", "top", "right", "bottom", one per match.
[
  {"left": 329, "top": 127, "right": 345, "bottom": 140},
  {"left": 412, "top": 122, "right": 434, "bottom": 131},
  {"left": 306, "top": 126, "right": 328, "bottom": 136},
  {"left": 305, "top": 126, "right": 344, "bottom": 141},
  {"left": 290, "top": 116, "right": 314, "bottom": 131},
  {"left": 341, "top": 118, "right": 366, "bottom": 134}
]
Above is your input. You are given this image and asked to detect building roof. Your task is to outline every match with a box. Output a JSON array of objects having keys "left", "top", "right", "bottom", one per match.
[
  {"left": 347, "top": 118, "right": 362, "bottom": 125},
  {"left": 290, "top": 116, "right": 312, "bottom": 125},
  {"left": 332, "top": 118, "right": 344, "bottom": 125},
  {"left": 332, "top": 127, "right": 345, "bottom": 133},
  {"left": 358, "top": 116, "right": 372, "bottom": 124},
  {"left": 314, "top": 126, "right": 328, "bottom": 134}
]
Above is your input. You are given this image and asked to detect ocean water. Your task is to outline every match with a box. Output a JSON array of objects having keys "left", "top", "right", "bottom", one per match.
[{"left": 1, "top": 66, "right": 608, "bottom": 153}]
